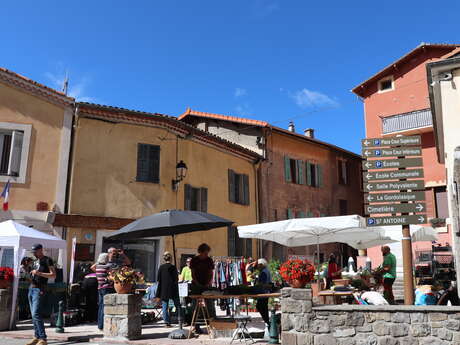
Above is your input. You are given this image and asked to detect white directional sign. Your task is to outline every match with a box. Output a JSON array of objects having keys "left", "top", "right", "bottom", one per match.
[
  {"left": 362, "top": 158, "right": 423, "bottom": 170},
  {"left": 364, "top": 180, "right": 425, "bottom": 192},
  {"left": 362, "top": 136, "right": 421, "bottom": 148},
  {"left": 364, "top": 191, "right": 426, "bottom": 203},
  {"left": 365, "top": 203, "right": 426, "bottom": 215},
  {"left": 362, "top": 147, "right": 422, "bottom": 158},
  {"left": 366, "top": 215, "right": 427, "bottom": 227},
  {"left": 363, "top": 169, "right": 424, "bottom": 181}
]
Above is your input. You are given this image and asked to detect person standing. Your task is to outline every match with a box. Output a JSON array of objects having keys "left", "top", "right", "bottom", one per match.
[
  {"left": 190, "top": 243, "right": 215, "bottom": 318},
  {"left": 326, "top": 253, "right": 342, "bottom": 289},
  {"left": 380, "top": 246, "right": 397, "bottom": 304},
  {"left": 155, "top": 252, "right": 181, "bottom": 327},
  {"left": 254, "top": 258, "right": 272, "bottom": 327},
  {"left": 180, "top": 257, "right": 193, "bottom": 282},
  {"left": 95, "top": 253, "right": 115, "bottom": 330},
  {"left": 27, "top": 244, "right": 56, "bottom": 345}
]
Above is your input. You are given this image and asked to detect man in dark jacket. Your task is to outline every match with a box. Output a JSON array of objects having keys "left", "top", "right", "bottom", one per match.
[{"left": 155, "top": 252, "right": 181, "bottom": 327}]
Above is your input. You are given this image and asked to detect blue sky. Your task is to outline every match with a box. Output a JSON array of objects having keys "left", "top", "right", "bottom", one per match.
[{"left": 2, "top": 1, "right": 460, "bottom": 153}]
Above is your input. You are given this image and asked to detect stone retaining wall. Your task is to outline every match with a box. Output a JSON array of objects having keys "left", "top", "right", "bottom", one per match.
[
  {"left": 0, "top": 289, "right": 12, "bottom": 330},
  {"left": 281, "top": 287, "right": 460, "bottom": 345},
  {"left": 104, "top": 293, "right": 142, "bottom": 340}
]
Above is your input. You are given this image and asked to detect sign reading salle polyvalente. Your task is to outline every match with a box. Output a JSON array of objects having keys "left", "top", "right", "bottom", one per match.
[{"left": 361, "top": 134, "right": 426, "bottom": 226}]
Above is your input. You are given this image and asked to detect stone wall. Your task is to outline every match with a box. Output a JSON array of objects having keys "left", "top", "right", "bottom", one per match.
[
  {"left": 104, "top": 293, "right": 142, "bottom": 340},
  {"left": 281, "top": 287, "right": 460, "bottom": 345},
  {"left": 0, "top": 289, "right": 12, "bottom": 330}
]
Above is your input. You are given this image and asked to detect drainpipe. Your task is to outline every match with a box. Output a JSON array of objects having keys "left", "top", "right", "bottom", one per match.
[
  {"left": 64, "top": 104, "right": 79, "bottom": 217},
  {"left": 452, "top": 147, "right": 460, "bottom": 296},
  {"left": 253, "top": 158, "right": 262, "bottom": 258}
]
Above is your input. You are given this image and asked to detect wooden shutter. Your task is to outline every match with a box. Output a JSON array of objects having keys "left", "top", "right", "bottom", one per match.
[
  {"left": 287, "top": 208, "right": 293, "bottom": 219},
  {"left": 297, "top": 160, "right": 305, "bottom": 185},
  {"left": 307, "top": 211, "right": 314, "bottom": 218},
  {"left": 243, "top": 174, "right": 250, "bottom": 205},
  {"left": 184, "top": 184, "right": 192, "bottom": 210},
  {"left": 298, "top": 211, "right": 306, "bottom": 218},
  {"left": 228, "top": 169, "right": 236, "bottom": 203},
  {"left": 149, "top": 145, "right": 160, "bottom": 183},
  {"left": 136, "top": 144, "right": 149, "bottom": 182},
  {"left": 342, "top": 161, "right": 347, "bottom": 185},
  {"left": 8, "top": 131, "right": 23, "bottom": 176},
  {"left": 306, "top": 162, "right": 312, "bottom": 186},
  {"left": 284, "top": 156, "right": 292, "bottom": 182},
  {"left": 245, "top": 239, "right": 253, "bottom": 257},
  {"left": 200, "top": 188, "right": 208, "bottom": 212},
  {"left": 316, "top": 164, "right": 323, "bottom": 188},
  {"left": 227, "top": 226, "right": 236, "bottom": 256}
]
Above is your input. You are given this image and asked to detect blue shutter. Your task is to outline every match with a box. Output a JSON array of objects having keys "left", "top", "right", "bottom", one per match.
[
  {"left": 284, "top": 156, "right": 292, "bottom": 182},
  {"left": 297, "top": 160, "right": 305, "bottom": 185},
  {"left": 316, "top": 164, "right": 323, "bottom": 188},
  {"left": 287, "top": 208, "right": 294, "bottom": 219},
  {"left": 298, "top": 211, "right": 306, "bottom": 218},
  {"left": 306, "top": 162, "right": 312, "bottom": 186}
]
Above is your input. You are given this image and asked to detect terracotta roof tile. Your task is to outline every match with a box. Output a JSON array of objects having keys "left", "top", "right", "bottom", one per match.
[{"left": 179, "top": 108, "right": 269, "bottom": 127}]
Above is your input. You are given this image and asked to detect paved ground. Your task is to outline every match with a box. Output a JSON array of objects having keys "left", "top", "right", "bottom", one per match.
[{"left": 0, "top": 313, "right": 270, "bottom": 345}]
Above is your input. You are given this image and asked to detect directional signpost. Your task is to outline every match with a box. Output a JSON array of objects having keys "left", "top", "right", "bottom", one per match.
[{"left": 361, "top": 135, "right": 425, "bottom": 305}]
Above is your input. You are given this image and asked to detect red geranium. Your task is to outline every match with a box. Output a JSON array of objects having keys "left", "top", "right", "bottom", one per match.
[
  {"left": 280, "top": 259, "right": 315, "bottom": 283},
  {"left": 0, "top": 267, "right": 14, "bottom": 282}
]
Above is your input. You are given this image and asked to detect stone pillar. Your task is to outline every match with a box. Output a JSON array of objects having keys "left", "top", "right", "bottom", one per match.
[
  {"left": 103, "top": 293, "right": 142, "bottom": 341},
  {"left": 0, "top": 289, "right": 12, "bottom": 330},
  {"left": 280, "top": 287, "right": 313, "bottom": 345}
]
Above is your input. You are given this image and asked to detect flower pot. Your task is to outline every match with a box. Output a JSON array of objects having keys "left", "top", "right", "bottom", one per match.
[
  {"left": 114, "top": 281, "right": 133, "bottom": 294},
  {"left": 290, "top": 278, "right": 308, "bottom": 288},
  {"left": 0, "top": 280, "right": 11, "bottom": 289}
]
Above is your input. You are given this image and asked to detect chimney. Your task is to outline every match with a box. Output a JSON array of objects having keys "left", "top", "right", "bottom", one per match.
[
  {"left": 288, "top": 121, "right": 295, "bottom": 133},
  {"left": 304, "top": 128, "right": 314, "bottom": 138}
]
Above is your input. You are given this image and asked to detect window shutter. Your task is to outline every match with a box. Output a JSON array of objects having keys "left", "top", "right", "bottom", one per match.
[
  {"left": 284, "top": 156, "right": 292, "bottom": 182},
  {"left": 342, "top": 161, "right": 347, "bottom": 185},
  {"left": 287, "top": 208, "right": 293, "bottom": 219},
  {"left": 297, "top": 160, "right": 305, "bottom": 185},
  {"left": 307, "top": 211, "right": 314, "bottom": 218},
  {"left": 245, "top": 239, "right": 253, "bottom": 257},
  {"left": 8, "top": 131, "right": 23, "bottom": 176},
  {"left": 149, "top": 145, "right": 160, "bottom": 183},
  {"left": 228, "top": 169, "right": 236, "bottom": 202},
  {"left": 316, "top": 164, "right": 323, "bottom": 188},
  {"left": 200, "top": 188, "right": 208, "bottom": 212},
  {"left": 242, "top": 174, "right": 250, "bottom": 205},
  {"left": 227, "top": 226, "right": 236, "bottom": 256},
  {"left": 136, "top": 144, "right": 149, "bottom": 182},
  {"left": 306, "top": 162, "right": 312, "bottom": 186},
  {"left": 298, "top": 211, "right": 306, "bottom": 218},
  {"left": 184, "top": 184, "right": 192, "bottom": 210}
]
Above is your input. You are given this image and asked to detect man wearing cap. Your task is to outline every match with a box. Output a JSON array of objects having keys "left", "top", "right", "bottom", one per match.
[
  {"left": 27, "top": 244, "right": 56, "bottom": 345},
  {"left": 252, "top": 258, "right": 272, "bottom": 327},
  {"left": 155, "top": 252, "right": 181, "bottom": 327}
]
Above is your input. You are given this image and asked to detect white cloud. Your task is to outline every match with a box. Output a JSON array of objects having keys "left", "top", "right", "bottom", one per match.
[
  {"left": 291, "top": 88, "right": 339, "bottom": 108},
  {"left": 235, "top": 103, "right": 252, "bottom": 116},
  {"left": 234, "top": 88, "right": 247, "bottom": 98},
  {"left": 45, "top": 70, "right": 95, "bottom": 102}
]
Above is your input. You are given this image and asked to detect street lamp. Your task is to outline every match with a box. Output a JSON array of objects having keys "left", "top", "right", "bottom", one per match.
[{"left": 172, "top": 160, "right": 188, "bottom": 191}]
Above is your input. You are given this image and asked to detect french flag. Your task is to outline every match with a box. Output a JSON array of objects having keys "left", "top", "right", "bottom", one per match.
[{"left": 1, "top": 181, "right": 11, "bottom": 211}]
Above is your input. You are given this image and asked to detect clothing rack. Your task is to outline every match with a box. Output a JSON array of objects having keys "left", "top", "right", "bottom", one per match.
[{"left": 212, "top": 256, "right": 245, "bottom": 261}]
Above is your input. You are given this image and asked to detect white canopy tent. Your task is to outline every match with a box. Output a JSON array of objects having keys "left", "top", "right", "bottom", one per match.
[{"left": 0, "top": 220, "right": 67, "bottom": 329}]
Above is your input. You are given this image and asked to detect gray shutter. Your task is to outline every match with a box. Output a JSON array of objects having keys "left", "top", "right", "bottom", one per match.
[
  {"left": 227, "top": 226, "right": 236, "bottom": 256},
  {"left": 136, "top": 144, "right": 149, "bottom": 182},
  {"left": 284, "top": 156, "right": 292, "bottom": 182},
  {"left": 306, "top": 162, "right": 312, "bottom": 186},
  {"left": 200, "top": 188, "right": 208, "bottom": 212},
  {"left": 149, "top": 145, "right": 160, "bottom": 183},
  {"left": 316, "top": 164, "right": 323, "bottom": 188},
  {"left": 297, "top": 160, "right": 305, "bottom": 185},
  {"left": 246, "top": 239, "right": 253, "bottom": 257},
  {"left": 8, "top": 131, "right": 23, "bottom": 176},
  {"left": 184, "top": 184, "right": 192, "bottom": 210},
  {"left": 243, "top": 174, "right": 250, "bottom": 205},
  {"left": 228, "top": 169, "right": 235, "bottom": 203}
]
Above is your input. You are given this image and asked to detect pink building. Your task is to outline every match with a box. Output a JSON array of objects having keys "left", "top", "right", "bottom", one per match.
[{"left": 352, "top": 43, "right": 460, "bottom": 269}]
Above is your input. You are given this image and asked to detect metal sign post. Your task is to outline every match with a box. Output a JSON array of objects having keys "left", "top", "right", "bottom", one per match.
[{"left": 362, "top": 135, "right": 425, "bottom": 305}]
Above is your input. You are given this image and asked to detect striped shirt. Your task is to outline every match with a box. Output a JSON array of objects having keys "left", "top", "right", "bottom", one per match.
[{"left": 96, "top": 263, "right": 117, "bottom": 289}]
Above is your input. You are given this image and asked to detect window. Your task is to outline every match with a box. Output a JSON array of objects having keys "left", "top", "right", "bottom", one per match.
[
  {"left": 306, "top": 161, "right": 322, "bottom": 187},
  {"left": 136, "top": 144, "right": 160, "bottom": 183},
  {"left": 227, "top": 226, "right": 252, "bottom": 257},
  {"left": 339, "top": 199, "right": 348, "bottom": 215},
  {"left": 378, "top": 76, "right": 394, "bottom": 93},
  {"left": 434, "top": 186, "right": 448, "bottom": 219},
  {"left": 338, "top": 160, "right": 349, "bottom": 185},
  {"left": 184, "top": 184, "right": 208, "bottom": 212},
  {"left": 0, "top": 123, "right": 31, "bottom": 184},
  {"left": 228, "top": 169, "right": 249, "bottom": 205}
]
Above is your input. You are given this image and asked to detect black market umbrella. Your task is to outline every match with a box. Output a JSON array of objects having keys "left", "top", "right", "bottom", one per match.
[{"left": 107, "top": 209, "right": 233, "bottom": 264}]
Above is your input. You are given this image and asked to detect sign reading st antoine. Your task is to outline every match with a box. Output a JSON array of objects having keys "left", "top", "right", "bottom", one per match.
[{"left": 362, "top": 135, "right": 426, "bottom": 227}]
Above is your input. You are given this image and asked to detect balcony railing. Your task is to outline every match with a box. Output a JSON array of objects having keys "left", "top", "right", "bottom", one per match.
[{"left": 382, "top": 108, "right": 433, "bottom": 134}]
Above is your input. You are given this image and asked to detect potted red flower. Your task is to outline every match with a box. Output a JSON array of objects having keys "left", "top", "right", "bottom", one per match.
[
  {"left": 0, "top": 267, "right": 14, "bottom": 289},
  {"left": 280, "top": 259, "right": 315, "bottom": 288}
]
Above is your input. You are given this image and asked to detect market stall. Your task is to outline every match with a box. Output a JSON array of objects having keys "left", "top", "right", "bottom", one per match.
[{"left": 0, "top": 220, "right": 67, "bottom": 329}]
